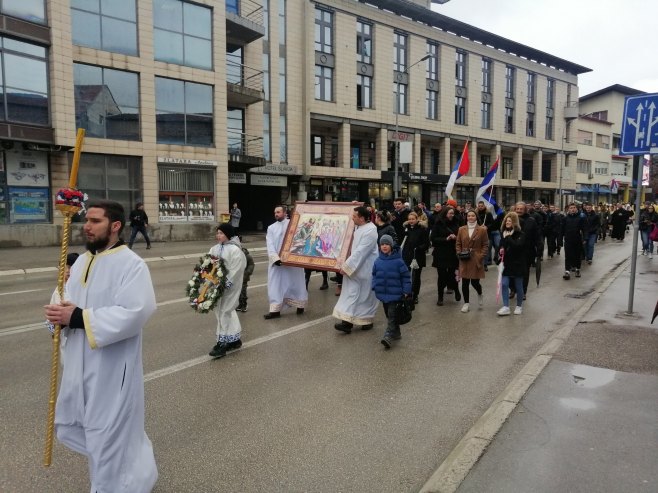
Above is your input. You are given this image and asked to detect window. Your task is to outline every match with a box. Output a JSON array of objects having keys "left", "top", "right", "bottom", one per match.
[
  {"left": 314, "top": 8, "right": 333, "bottom": 54},
  {"left": 311, "top": 135, "right": 324, "bottom": 165},
  {"left": 546, "top": 116, "right": 554, "bottom": 140},
  {"left": 427, "top": 42, "right": 439, "bottom": 81},
  {"left": 502, "top": 157, "right": 513, "bottom": 179},
  {"left": 596, "top": 134, "right": 610, "bottom": 149},
  {"left": 455, "top": 96, "right": 466, "bottom": 125},
  {"left": 77, "top": 153, "right": 142, "bottom": 214},
  {"left": 595, "top": 162, "right": 609, "bottom": 175},
  {"left": 577, "top": 159, "right": 591, "bottom": 174},
  {"left": 542, "top": 159, "right": 552, "bottom": 182},
  {"left": 522, "top": 159, "right": 533, "bottom": 181},
  {"left": 481, "top": 101, "right": 491, "bottom": 129},
  {"left": 505, "top": 65, "right": 515, "bottom": 99},
  {"left": 153, "top": 0, "right": 212, "bottom": 70},
  {"left": 505, "top": 107, "right": 514, "bottom": 133},
  {"left": 227, "top": 108, "right": 243, "bottom": 155},
  {"left": 527, "top": 72, "right": 536, "bottom": 103},
  {"left": 155, "top": 77, "right": 213, "bottom": 145},
  {"left": 279, "top": 56, "right": 286, "bottom": 103},
  {"left": 590, "top": 110, "right": 608, "bottom": 121},
  {"left": 480, "top": 155, "right": 490, "bottom": 177},
  {"left": 263, "top": 113, "right": 270, "bottom": 160},
  {"left": 2, "top": 0, "right": 45, "bottom": 24},
  {"left": 481, "top": 58, "right": 492, "bottom": 93},
  {"left": 393, "top": 32, "right": 407, "bottom": 72},
  {"left": 0, "top": 37, "right": 48, "bottom": 125},
  {"left": 426, "top": 90, "right": 438, "bottom": 120},
  {"left": 357, "top": 20, "right": 372, "bottom": 64},
  {"left": 357, "top": 74, "right": 372, "bottom": 109},
  {"left": 546, "top": 79, "right": 555, "bottom": 108},
  {"left": 225, "top": 0, "right": 238, "bottom": 14},
  {"left": 280, "top": 114, "right": 287, "bottom": 162},
  {"left": 455, "top": 51, "right": 466, "bottom": 87},
  {"left": 526, "top": 112, "right": 535, "bottom": 137},
  {"left": 578, "top": 130, "right": 593, "bottom": 145},
  {"left": 71, "top": 0, "right": 137, "bottom": 56},
  {"left": 158, "top": 167, "right": 215, "bottom": 221},
  {"left": 315, "top": 65, "right": 333, "bottom": 101},
  {"left": 394, "top": 83, "right": 407, "bottom": 114},
  {"left": 74, "top": 63, "right": 140, "bottom": 141}
]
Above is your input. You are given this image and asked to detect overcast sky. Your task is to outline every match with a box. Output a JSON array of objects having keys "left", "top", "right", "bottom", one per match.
[{"left": 432, "top": 0, "right": 657, "bottom": 97}]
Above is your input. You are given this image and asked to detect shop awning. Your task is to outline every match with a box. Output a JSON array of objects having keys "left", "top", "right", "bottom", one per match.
[{"left": 577, "top": 185, "right": 593, "bottom": 192}]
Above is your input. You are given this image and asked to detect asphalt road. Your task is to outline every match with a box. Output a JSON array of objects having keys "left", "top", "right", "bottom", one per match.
[{"left": 0, "top": 239, "right": 633, "bottom": 492}]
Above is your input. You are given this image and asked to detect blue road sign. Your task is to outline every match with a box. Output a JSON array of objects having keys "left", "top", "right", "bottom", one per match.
[{"left": 620, "top": 93, "right": 658, "bottom": 155}]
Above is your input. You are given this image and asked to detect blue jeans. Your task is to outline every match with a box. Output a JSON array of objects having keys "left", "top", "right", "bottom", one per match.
[
  {"left": 640, "top": 229, "right": 654, "bottom": 253},
  {"left": 129, "top": 225, "right": 151, "bottom": 248},
  {"left": 502, "top": 276, "right": 524, "bottom": 308},
  {"left": 585, "top": 233, "right": 597, "bottom": 261}
]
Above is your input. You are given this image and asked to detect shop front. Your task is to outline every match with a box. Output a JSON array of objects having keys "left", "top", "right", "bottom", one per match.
[
  {"left": 157, "top": 157, "right": 216, "bottom": 223},
  {"left": 380, "top": 171, "right": 449, "bottom": 208},
  {"left": 0, "top": 147, "right": 51, "bottom": 224}
]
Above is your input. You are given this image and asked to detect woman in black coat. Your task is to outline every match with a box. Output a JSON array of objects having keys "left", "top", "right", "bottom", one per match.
[
  {"left": 497, "top": 211, "right": 526, "bottom": 315},
  {"left": 430, "top": 206, "right": 461, "bottom": 305},
  {"left": 400, "top": 211, "right": 429, "bottom": 304},
  {"left": 375, "top": 210, "right": 398, "bottom": 245}
]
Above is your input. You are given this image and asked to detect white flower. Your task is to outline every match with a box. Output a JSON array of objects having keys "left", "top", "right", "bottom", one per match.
[
  {"left": 200, "top": 301, "right": 212, "bottom": 310},
  {"left": 188, "top": 280, "right": 195, "bottom": 287}
]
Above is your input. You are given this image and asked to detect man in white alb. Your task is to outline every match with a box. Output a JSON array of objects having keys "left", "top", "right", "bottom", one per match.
[
  {"left": 45, "top": 200, "right": 157, "bottom": 493},
  {"left": 333, "top": 206, "right": 379, "bottom": 333},
  {"left": 264, "top": 205, "right": 308, "bottom": 319}
]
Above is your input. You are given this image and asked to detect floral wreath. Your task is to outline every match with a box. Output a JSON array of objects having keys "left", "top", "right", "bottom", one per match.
[
  {"left": 186, "top": 254, "right": 229, "bottom": 313},
  {"left": 55, "top": 187, "right": 87, "bottom": 212}
]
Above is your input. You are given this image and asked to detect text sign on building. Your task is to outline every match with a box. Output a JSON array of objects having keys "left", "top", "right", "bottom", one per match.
[
  {"left": 228, "top": 172, "right": 247, "bottom": 184},
  {"left": 620, "top": 93, "right": 658, "bottom": 155},
  {"left": 251, "top": 174, "right": 287, "bottom": 187},
  {"left": 6, "top": 149, "right": 49, "bottom": 186},
  {"left": 157, "top": 157, "right": 217, "bottom": 166},
  {"left": 249, "top": 164, "right": 297, "bottom": 175},
  {"left": 387, "top": 131, "right": 413, "bottom": 142}
]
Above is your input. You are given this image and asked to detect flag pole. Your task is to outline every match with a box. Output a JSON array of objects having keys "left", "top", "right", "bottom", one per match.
[{"left": 44, "top": 128, "right": 85, "bottom": 467}]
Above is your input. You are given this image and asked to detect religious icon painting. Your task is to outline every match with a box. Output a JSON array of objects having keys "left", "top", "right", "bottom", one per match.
[{"left": 279, "top": 201, "right": 363, "bottom": 272}]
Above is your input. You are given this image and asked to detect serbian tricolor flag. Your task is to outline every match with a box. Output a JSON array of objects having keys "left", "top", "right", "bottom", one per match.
[
  {"left": 476, "top": 156, "right": 504, "bottom": 218},
  {"left": 445, "top": 140, "right": 470, "bottom": 200}
]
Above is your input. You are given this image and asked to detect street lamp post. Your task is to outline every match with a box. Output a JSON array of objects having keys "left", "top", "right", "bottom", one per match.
[{"left": 393, "top": 54, "right": 431, "bottom": 199}]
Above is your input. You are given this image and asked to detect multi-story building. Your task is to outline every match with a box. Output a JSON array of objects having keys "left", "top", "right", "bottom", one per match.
[
  {"left": 577, "top": 84, "right": 645, "bottom": 203},
  {"left": 0, "top": 0, "right": 591, "bottom": 246}
]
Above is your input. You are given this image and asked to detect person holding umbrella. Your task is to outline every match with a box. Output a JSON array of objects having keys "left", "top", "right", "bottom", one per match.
[{"left": 496, "top": 212, "right": 526, "bottom": 315}]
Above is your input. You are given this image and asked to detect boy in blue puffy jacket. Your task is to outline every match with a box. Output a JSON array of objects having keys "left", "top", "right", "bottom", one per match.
[{"left": 372, "top": 234, "right": 412, "bottom": 349}]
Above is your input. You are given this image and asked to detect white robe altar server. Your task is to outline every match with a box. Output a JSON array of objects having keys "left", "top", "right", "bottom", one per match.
[
  {"left": 208, "top": 223, "right": 247, "bottom": 358},
  {"left": 264, "top": 205, "right": 308, "bottom": 319},
  {"left": 333, "top": 206, "right": 379, "bottom": 333},
  {"left": 45, "top": 201, "right": 157, "bottom": 493}
]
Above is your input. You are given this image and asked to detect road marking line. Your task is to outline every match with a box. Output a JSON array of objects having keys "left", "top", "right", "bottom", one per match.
[
  {"left": 0, "top": 322, "right": 44, "bottom": 336},
  {"left": 144, "top": 315, "right": 333, "bottom": 382},
  {"left": 419, "top": 258, "right": 630, "bottom": 493},
  {"left": 0, "top": 288, "right": 45, "bottom": 296}
]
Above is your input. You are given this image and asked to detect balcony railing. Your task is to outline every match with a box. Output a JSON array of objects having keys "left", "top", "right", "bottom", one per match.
[
  {"left": 226, "top": 0, "right": 264, "bottom": 26},
  {"left": 228, "top": 129, "right": 264, "bottom": 161},
  {"left": 226, "top": 59, "right": 263, "bottom": 93}
]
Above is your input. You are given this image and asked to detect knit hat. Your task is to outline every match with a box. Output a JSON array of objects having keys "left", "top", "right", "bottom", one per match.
[
  {"left": 379, "top": 234, "right": 394, "bottom": 247},
  {"left": 446, "top": 199, "right": 458, "bottom": 208},
  {"left": 217, "top": 222, "right": 235, "bottom": 239}
]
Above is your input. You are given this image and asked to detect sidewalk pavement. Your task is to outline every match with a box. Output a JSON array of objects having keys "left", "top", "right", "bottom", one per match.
[
  {"left": 0, "top": 232, "right": 268, "bottom": 276},
  {"left": 455, "top": 259, "right": 658, "bottom": 492}
]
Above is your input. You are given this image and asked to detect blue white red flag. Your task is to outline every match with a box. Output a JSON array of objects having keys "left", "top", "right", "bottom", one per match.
[
  {"left": 445, "top": 140, "right": 470, "bottom": 200},
  {"left": 476, "top": 156, "right": 504, "bottom": 218}
]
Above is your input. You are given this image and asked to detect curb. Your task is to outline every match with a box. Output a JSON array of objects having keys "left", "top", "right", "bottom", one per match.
[
  {"left": 0, "top": 246, "right": 267, "bottom": 277},
  {"left": 419, "top": 258, "right": 631, "bottom": 493}
]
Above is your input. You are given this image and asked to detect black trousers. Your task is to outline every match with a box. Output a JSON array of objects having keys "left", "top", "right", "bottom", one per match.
[
  {"left": 436, "top": 266, "right": 458, "bottom": 301},
  {"left": 461, "top": 278, "right": 482, "bottom": 303},
  {"left": 564, "top": 239, "right": 582, "bottom": 271},
  {"left": 546, "top": 233, "right": 558, "bottom": 257},
  {"left": 411, "top": 267, "right": 423, "bottom": 299}
]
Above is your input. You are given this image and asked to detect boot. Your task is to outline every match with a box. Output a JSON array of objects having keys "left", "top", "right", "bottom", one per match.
[
  {"left": 226, "top": 339, "right": 242, "bottom": 351},
  {"left": 320, "top": 281, "right": 329, "bottom": 290},
  {"left": 264, "top": 312, "right": 281, "bottom": 320},
  {"left": 209, "top": 342, "right": 227, "bottom": 358},
  {"left": 334, "top": 321, "right": 353, "bottom": 333}
]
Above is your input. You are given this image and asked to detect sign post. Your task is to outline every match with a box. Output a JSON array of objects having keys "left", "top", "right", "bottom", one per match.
[{"left": 619, "top": 93, "right": 658, "bottom": 314}]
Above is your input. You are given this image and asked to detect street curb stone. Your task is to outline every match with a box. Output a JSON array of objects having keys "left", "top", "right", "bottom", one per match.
[{"left": 419, "top": 258, "right": 631, "bottom": 493}]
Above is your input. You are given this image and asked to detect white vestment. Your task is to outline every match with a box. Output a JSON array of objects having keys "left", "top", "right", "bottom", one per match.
[
  {"left": 56, "top": 245, "right": 157, "bottom": 493},
  {"left": 333, "top": 221, "right": 379, "bottom": 324},
  {"left": 266, "top": 218, "right": 308, "bottom": 312},
  {"left": 209, "top": 239, "right": 246, "bottom": 343}
]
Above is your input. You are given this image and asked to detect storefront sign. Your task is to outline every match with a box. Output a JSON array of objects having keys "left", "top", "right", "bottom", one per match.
[
  {"left": 250, "top": 164, "right": 298, "bottom": 175},
  {"left": 9, "top": 187, "right": 49, "bottom": 223},
  {"left": 6, "top": 149, "right": 48, "bottom": 187},
  {"left": 381, "top": 171, "right": 448, "bottom": 184},
  {"left": 159, "top": 214, "right": 188, "bottom": 222},
  {"left": 228, "top": 172, "right": 247, "bottom": 184},
  {"left": 251, "top": 174, "right": 288, "bottom": 187},
  {"left": 189, "top": 215, "right": 215, "bottom": 221},
  {"left": 157, "top": 157, "right": 217, "bottom": 167},
  {"left": 387, "top": 131, "right": 413, "bottom": 142}
]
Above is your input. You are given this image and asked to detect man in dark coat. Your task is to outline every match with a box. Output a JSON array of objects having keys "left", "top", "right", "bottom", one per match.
[
  {"left": 128, "top": 202, "right": 151, "bottom": 249},
  {"left": 514, "top": 202, "right": 541, "bottom": 297},
  {"left": 544, "top": 204, "right": 561, "bottom": 258},
  {"left": 610, "top": 203, "right": 630, "bottom": 241},
  {"left": 582, "top": 202, "right": 601, "bottom": 264},
  {"left": 391, "top": 197, "right": 410, "bottom": 240},
  {"left": 560, "top": 203, "right": 586, "bottom": 280}
]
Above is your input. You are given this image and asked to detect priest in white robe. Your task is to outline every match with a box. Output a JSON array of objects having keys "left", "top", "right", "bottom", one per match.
[
  {"left": 208, "top": 223, "right": 247, "bottom": 358},
  {"left": 333, "top": 206, "right": 379, "bottom": 332},
  {"left": 45, "top": 201, "right": 157, "bottom": 493},
  {"left": 265, "top": 205, "right": 308, "bottom": 319}
]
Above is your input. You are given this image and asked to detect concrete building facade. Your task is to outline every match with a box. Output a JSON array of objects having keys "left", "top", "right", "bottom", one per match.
[{"left": 0, "top": 0, "right": 590, "bottom": 246}]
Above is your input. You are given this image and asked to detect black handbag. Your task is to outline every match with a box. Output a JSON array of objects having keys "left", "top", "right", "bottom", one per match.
[
  {"left": 396, "top": 298, "right": 413, "bottom": 325},
  {"left": 457, "top": 249, "right": 472, "bottom": 260}
]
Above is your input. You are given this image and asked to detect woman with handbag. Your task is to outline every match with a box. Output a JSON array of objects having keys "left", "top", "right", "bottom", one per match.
[
  {"left": 400, "top": 211, "right": 430, "bottom": 304},
  {"left": 455, "top": 210, "right": 489, "bottom": 313},
  {"left": 430, "top": 206, "right": 461, "bottom": 305}
]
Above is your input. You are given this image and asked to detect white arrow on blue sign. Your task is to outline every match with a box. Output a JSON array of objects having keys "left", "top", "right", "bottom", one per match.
[{"left": 620, "top": 93, "right": 658, "bottom": 155}]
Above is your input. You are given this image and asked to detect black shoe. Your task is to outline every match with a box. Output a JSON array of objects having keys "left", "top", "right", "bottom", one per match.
[
  {"left": 413, "top": 297, "right": 419, "bottom": 305},
  {"left": 330, "top": 275, "right": 339, "bottom": 282},
  {"left": 296, "top": 307, "right": 305, "bottom": 315},
  {"left": 575, "top": 269, "right": 581, "bottom": 278},
  {"left": 226, "top": 340, "right": 242, "bottom": 351},
  {"left": 320, "top": 282, "right": 329, "bottom": 290},
  {"left": 264, "top": 312, "right": 281, "bottom": 320},
  {"left": 236, "top": 304, "right": 246, "bottom": 312},
  {"left": 587, "top": 260, "right": 592, "bottom": 265},
  {"left": 146, "top": 245, "right": 151, "bottom": 250},
  {"left": 437, "top": 299, "right": 444, "bottom": 306},
  {"left": 209, "top": 342, "right": 227, "bottom": 358},
  {"left": 563, "top": 271, "right": 571, "bottom": 280},
  {"left": 484, "top": 265, "right": 488, "bottom": 272},
  {"left": 548, "top": 255, "right": 553, "bottom": 259},
  {"left": 455, "top": 290, "right": 461, "bottom": 302},
  {"left": 361, "top": 323, "right": 373, "bottom": 331},
  {"left": 334, "top": 321, "right": 353, "bottom": 333},
  {"left": 380, "top": 335, "right": 392, "bottom": 349}
]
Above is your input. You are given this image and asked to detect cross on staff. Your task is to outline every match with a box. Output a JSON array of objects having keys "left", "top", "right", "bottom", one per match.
[{"left": 44, "top": 128, "right": 85, "bottom": 467}]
